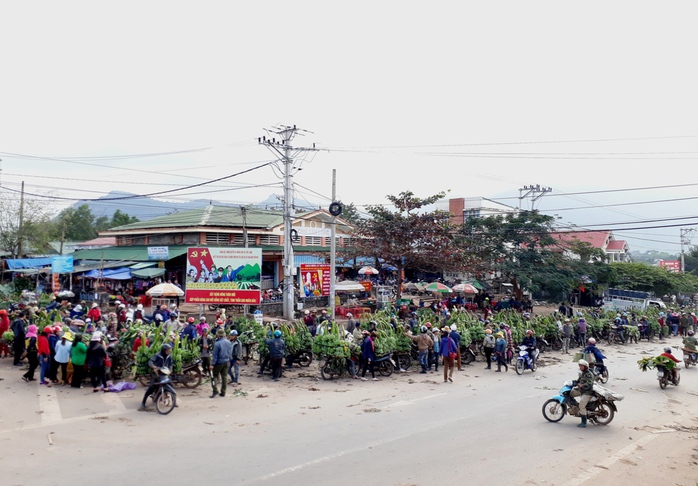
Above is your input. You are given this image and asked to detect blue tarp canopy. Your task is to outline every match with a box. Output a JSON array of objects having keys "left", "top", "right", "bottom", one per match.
[
  {"left": 6, "top": 258, "right": 53, "bottom": 270},
  {"left": 83, "top": 268, "right": 132, "bottom": 280}
]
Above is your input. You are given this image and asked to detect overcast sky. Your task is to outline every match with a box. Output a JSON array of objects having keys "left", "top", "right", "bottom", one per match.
[{"left": 1, "top": 1, "right": 696, "bottom": 254}]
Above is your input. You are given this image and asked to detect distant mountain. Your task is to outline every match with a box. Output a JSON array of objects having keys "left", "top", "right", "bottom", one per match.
[{"left": 73, "top": 191, "right": 320, "bottom": 222}]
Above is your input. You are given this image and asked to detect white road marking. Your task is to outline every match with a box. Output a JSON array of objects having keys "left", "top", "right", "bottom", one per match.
[
  {"left": 561, "top": 432, "right": 660, "bottom": 486},
  {"left": 101, "top": 391, "right": 129, "bottom": 414},
  {"left": 38, "top": 385, "right": 63, "bottom": 424},
  {"left": 384, "top": 392, "right": 447, "bottom": 408}
]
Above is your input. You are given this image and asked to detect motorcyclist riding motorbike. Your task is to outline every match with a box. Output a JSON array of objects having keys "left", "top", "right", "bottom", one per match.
[
  {"left": 570, "top": 359, "right": 595, "bottom": 428},
  {"left": 583, "top": 338, "right": 607, "bottom": 374},
  {"left": 659, "top": 347, "right": 681, "bottom": 382},
  {"left": 683, "top": 330, "right": 698, "bottom": 362},
  {"left": 520, "top": 330, "right": 537, "bottom": 366},
  {"left": 612, "top": 317, "right": 626, "bottom": 344},
  {"left": 139, "top": 343, "right": 173, "bottom": 411}
]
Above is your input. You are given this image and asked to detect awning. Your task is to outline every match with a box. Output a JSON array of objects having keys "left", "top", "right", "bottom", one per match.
[
  {"left": 471, "top": 279, "right": 487, "bottom": 290},
  {"left": 130, "top": 262, "right": 158, "bottom": 270},
  {"left": 83, "top": 267, "right": 131, "bottom": 279},
  {"left": 71, "top": 245, "right": 188, "bottom": 262},
  {"left": 131, "top": 267, "right": 165, "bottom": 279},
  {"left": 294, "top": 255, "right": 327, "bottom": 265},
  {"left": 5, "top": 258, "right": 54, "bottom": 270}
]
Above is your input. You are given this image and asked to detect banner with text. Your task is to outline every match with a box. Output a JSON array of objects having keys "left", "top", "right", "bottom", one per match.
[
  {"left": 185, "top": 247, "right": 262, "bottom": 305},
  {"left": 300, "top": 263, "right": 331, "bottom": 297}
]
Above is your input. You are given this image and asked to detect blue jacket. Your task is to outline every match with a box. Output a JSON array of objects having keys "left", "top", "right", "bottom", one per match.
[
  {"left": 212, "top": 338, "right": 233, "bottom": 365},
  {"left": 583, "top": 345, "right": 606, "bottom": 362},
  {"left": 450, "top": 330, "right": 461, "bottom": 347},
  {"left": 440, "top": 336, "right": 456, "bottom": 357},
  {"left": 494, "top": 337, "right": 507, "bottom": 353},
  {"left": 265, "top": 337, "right": 286, "bottom": 359},
  {"left": 180, "top": 323, "right": 197, "bottom": 341},
  {"left": 361, "top": 337, "right": 375, "bottom": 360}
]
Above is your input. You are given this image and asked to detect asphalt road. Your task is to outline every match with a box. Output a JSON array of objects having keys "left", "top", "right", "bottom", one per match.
[{"left": 1, "top": 337, "right": 697, "bottom": 486}]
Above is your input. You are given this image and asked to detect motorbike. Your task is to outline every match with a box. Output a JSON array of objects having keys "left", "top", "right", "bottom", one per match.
[
  {"left": 682, "top": 348, "right": 698, "bottom": 368},
  {"left": 150, "top": 367, "right": 177, "bottom": 415},
  {"left": 283, "top": 350, "right": 314, "bottom": 369},
  {"left": 657, "top": 365, "right": 680, "bottom": 389},
  {"left": 461, "top": 341, "right": 478, "bottom": 365},
  {"left": 320, "top": 355, "right": 357, "bottom": 380},
  {"left": 138, "top": 359, "right": 202, "bottom": 389},
  {"left": 515, "top": 345, "right": 538, "bottom": 375},
  {"left": 591, "top": 362, "right": 609, "bottom": 384},
  {"left": 374, "top": 353, "right": 396, "bottom": 376},
  {"left": 542, "top": 380, "right": 623, "bottom": 425}
]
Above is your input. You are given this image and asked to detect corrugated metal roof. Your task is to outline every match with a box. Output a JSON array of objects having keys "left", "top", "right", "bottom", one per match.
[
  {"left": 106, "top": 206, "right": 284, "bottom": 232},
  {"left": 72, "top": 246, "right": 189, "bottom": 262}
]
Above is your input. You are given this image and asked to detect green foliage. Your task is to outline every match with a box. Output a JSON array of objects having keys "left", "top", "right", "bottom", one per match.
[
  {"left": 637, "top": 355, "right": 676, "bottom": 372},
  {"left": 2, "top": 330, "right": 14, "bottom": 341}
]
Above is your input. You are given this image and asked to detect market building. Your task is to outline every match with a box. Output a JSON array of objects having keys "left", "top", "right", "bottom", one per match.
[{"left": 71, "top": 205, "right": 354, "bottom": 297}]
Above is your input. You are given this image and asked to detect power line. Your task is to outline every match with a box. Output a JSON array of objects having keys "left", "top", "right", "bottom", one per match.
[{"left": 0, "top": 162, "right": 275, "bottom": 202}]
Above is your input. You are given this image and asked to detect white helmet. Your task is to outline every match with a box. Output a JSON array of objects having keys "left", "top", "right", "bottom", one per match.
[
  {"left": 578, "top": 359, "right": 589, "bottom": 367},
  {"left": 450, "top": 324, "right": 457, "bottom": 331},
  {"left": 587, "top": 338, "right": 596, "bottom": 345}
]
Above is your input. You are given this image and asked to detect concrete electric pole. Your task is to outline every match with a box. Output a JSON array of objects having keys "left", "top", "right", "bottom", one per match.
[
  {"left": 259, "top": 125, "right": 317, "bottom": 321},
  {"left": 518, "top": 184, "right": 552, "bottom": 211},
  {"left": 680, "top": 228, "right": 696, "bottom": 273}
]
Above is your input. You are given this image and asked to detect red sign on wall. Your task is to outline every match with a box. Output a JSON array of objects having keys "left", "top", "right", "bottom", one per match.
[{"left": 300, "top": 264, "right": 331, "bottom": 297}]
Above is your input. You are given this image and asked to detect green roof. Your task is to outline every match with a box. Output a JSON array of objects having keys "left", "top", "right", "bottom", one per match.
[
  {"left": 71, "top": 246, "right": 189, "bottom": 262},
  {"left": 106, "top": 206, "right": 284, "bottom": 232}
]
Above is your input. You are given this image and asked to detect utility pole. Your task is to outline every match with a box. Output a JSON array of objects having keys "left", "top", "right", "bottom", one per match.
[
  {"left": 259, "top": 125, "right": 317, "bottom": 321},
  {"left": 242, "top": 206, "right": 249, "bottom": 316},
  {"left": 17, "top": 181, "right": 25, "bottom": 258},
  {"left": 518, "top": 184, "right": 552, "bottom": 211},
  {"left": 329, "top": 169, "right": 337, "bottom": 321},
  {"left": 680, "top": 228, "right": 696, "bottom": 272}
]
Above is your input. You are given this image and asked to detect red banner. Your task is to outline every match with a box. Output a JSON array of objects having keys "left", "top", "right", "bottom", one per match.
[{"left": 300, "top": 264, "right": 331, "bottom": 297}]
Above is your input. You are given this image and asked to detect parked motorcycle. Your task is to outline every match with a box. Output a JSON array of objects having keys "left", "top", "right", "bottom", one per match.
[
  {"left": 461, "top": 341, "right": 478, "bottom": 365},
  {"left": 657, "top": 365, "right": 680, "bottom": 389},
  {"left": 542, "top": 380, "right": 623, "bottom": 425},
  {"left": 150, "top": 367, "right": 177, "bottom": 415},
  {"left": 283, "top": 350, "right": 314, "bottom": 368},
  {"left": 374, "top": 353, "right": 396, "bottom": 377},
  {"left": 515, "top": 345, "right": 538, "bottom": 375}
]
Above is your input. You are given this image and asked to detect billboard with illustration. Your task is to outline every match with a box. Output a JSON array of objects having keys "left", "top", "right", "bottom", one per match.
[
  {"left": 300, "top": 263, "right": 330, "bottom": 297},
  {"left": 185, "top": 247, "right": 262, "bottom": 305}
]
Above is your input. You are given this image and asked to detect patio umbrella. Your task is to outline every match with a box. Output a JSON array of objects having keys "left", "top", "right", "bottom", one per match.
[
  {"left": 452, "top": 283, "right": 478, "bottom": 294},
  {"left": 146, "top": 283, "right": 184, "bottom": 297},
  {"left": 358, "top": 266, "right": 379, "bottom": 275},
  {"left": 424, "top": 282, "right": 452, "bottom": 293}
]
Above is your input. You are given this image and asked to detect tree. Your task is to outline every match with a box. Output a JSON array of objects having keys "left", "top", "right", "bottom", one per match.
[
  {"left": 94, "top": 209, "right": 139, "bottom": 233},
  {"left": 54, "top": 204, "right": 97, "bottom": 242},
  {"left": 459, "top": 210, "right": 567, "bottom": 300},
  {"left": 335, "top": 201, "right": 362, "bottom": 226},
  {"left": 596, "top": 262, "right": 698, "bottom": 297},
  {"left": 0, "top": 192, "right": 56, "bottom": 258},
  {"left": 351, "top": 191, "right": 470, "bottom": 304}
]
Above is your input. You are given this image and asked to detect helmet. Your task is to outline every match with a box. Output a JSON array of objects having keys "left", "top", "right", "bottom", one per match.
[
  {"left": 664, "top": 347, "right": 672, "bottom": 353},
  {"left": 588, "top": 338, "right": 596, "bottom": 345},
  {"left": 118, "top": 304, "right": 125, "bottom": 309},
  {"left": 161, "top": 343, "right": 172, "bottom": 352},
  {"left": 420, "top": 325, "right": 427, "bottom": 333},
  {"left": 346, "top": 313, "right": 352, "bottom": 317},
  {"left": 199, "top": 316, "right": 206, "bottom": 322},
  {"left": 425, "top": 322, "right": 432, "bottom": 328},
  {"left": 485, "top": 329, "right": 492, "bottom": 334},
  {"left": 53, "top": 324, "right": 62, "bottom": 333},
  {"left": 187, "top": 317, "right": 195, "bottom": 323},
  {"left": 216, "top": 319, "right": 223, "bottom": 325},
  {"left": 526, "top": 329, "right": 533, "bottom": 336},
  {"left": 304, "top": 309, "right": 310, "bottom": 315},
  {"left": 230, "top": 330, "right": 238, "bottom": 336},
  {"left": 689, "top": 330, "right": 695, "bottom": 336},
  {"left": 577, "top": 312, "right": 583, "bottom": 317},
  {"left": 450, "top": 324, "right": 457, "bottom": 331},
  {"left": 578, "top": 359, "right": 589, "bottom": 367},
  {"left": 274, "top": 330, "right": 282, "bottom": 338},
  {"left": 42, "top": 326, "right": 53, "bottom": 334},
  {"left": 411, "top": 311, "right": 417, "bottom": 316}
]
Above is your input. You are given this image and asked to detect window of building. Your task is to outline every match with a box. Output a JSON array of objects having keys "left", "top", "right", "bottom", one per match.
[
  {"left": 116, "top": 235, "right": 132, "bottom": 246},
  {"left": 259, "top": 235, "right": 280, "bottom": 245},
  {"left": 205, "top": 233, "right": 230, "bottom": 245},
  {"left": 305, "top": 236, "right": 322, "bottom": 246}
]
